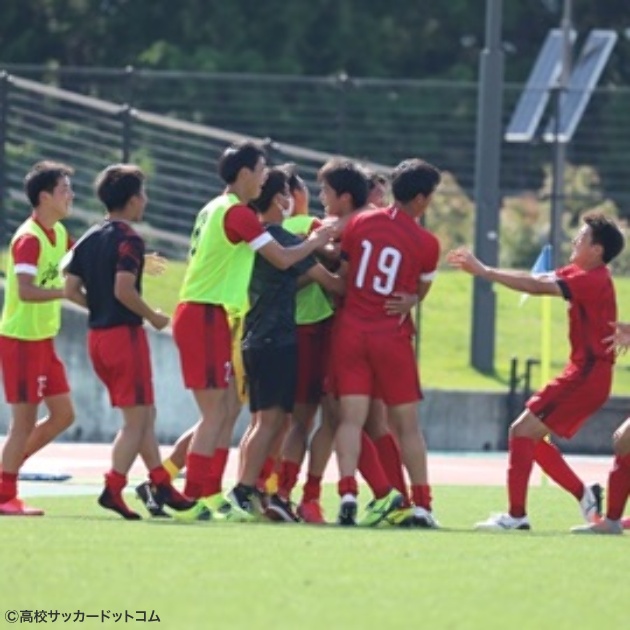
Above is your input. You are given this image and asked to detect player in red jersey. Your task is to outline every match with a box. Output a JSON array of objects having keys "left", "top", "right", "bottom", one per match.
[
  {"left": 334, "top": 158, "right": 442, "bottom": 527},
  {"left": 65, "top": 164, "right": 197, "bottom": 519},
  {"left": 448, "top": 213, "right": 624, "bottom": 531},
  {"left": 572, "top": 321, "right": 630, "bottom": 534},
  {"left": 0, "top": 161, "right": 76, "bottom": 516}
]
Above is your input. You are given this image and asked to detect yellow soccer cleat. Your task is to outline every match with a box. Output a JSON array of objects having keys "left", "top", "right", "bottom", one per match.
[{"left": 358, "top": 489, "right": 404, "bottom": 527}]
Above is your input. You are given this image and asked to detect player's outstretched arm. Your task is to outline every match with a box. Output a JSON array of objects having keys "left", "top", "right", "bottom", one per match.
[
  {"left": 447, "top": 247, "right": 562, "bottom": 297},
  {"left": 144, "top": 252, "right": 168, "bottom": 277},
  {"left": 258, "top": 224, "right": 335, "bottom": 271},
  {"left": 63, "top": 273, "right": 87, "bottom": 308},
  {"left": 306, "top": 263, "right": 345, "bottom": 296}
]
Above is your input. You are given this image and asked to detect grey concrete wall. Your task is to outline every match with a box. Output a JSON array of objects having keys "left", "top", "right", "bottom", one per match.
[{"left": 0, "top": 301, "right": 628, "bottom": 454}]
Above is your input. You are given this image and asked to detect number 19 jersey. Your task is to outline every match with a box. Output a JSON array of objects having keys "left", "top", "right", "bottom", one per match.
[{"left": 340, "top": 206, "right": 440, "bottom": 329}]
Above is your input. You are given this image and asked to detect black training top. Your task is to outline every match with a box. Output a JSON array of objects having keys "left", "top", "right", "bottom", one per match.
[{"left": 242, "top": 223, "right": 316, "bottom": 349}]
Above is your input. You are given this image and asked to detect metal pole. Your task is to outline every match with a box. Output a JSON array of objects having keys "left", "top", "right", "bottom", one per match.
[
  {"left": 470, "top": 0, "right": 505, "bottom": 373},
  {"left": 549, "top": 0, "right": 573, "bottom": 268}
]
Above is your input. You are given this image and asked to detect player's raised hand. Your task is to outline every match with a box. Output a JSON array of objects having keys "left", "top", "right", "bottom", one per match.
[
  {"left": 308, "top": 223, "right": 335, "bottom": 247},
  {"left": 603, "top": 321, "right": 630, "bottom": 355},
  {"left": 144, "top": 252, "right": 168, "bottom": 277},
  {"left": 446, "top": 247, "right": 487, "bottom": 276},
  {"left": 149, "top": 310, "right": 170, "bottom": 331}
]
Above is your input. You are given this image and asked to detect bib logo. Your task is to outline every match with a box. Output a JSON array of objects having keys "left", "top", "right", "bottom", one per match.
[{"left": 40, "top": 261, "right": 60, "bottom": 287}]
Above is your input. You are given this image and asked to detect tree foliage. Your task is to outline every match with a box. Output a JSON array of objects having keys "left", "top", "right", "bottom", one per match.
[{"left": 1, "top": 1, "right": 629, "bottom": 83}]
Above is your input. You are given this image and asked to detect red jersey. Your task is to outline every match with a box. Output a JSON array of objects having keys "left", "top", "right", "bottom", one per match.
[
  {"left": 340, "top": 206, "right": 439, "bottom": 328},
  {"left": 555, "top": 263, "right": 617, "bottom": 365}
]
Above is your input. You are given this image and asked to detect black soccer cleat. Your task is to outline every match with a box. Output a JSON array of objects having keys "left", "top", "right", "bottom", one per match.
[
  {"left": 135, "top": 481, "right": 170, "bottom": 518},
  {"left": 337, "top": 500, "right": 358, "bottom": 526}
]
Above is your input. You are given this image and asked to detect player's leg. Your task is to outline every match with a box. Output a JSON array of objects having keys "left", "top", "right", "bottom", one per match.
[
  {"left": 172, "top": 303, "right": 233, "bottom": 499},
  {"left": 298, "top": 394, "right": 335, "bottom": 524},
  {"left": 572, "top": 418, "right": 630, "bottom": 535},
  {"left": 22, "top": 346, "right": 74, "bottom": 462},
  {"left": 229, "top": 343, "right": 299, "bottom": 521}
]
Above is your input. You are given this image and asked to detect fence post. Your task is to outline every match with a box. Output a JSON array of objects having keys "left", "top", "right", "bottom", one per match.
[
  {"left": 0, "top": 72, "right": 9, "bottom": 248},
  {"left": 121, "top": 66, "right": 135, "bottom": 162},
  {"left": 336, "top": 71, "right": 350, "bottom": 154}
]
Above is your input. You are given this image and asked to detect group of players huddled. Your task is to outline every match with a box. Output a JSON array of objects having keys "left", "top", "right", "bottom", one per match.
[{"left": 3, "top": 144, "right": 630, "bottom": 534}]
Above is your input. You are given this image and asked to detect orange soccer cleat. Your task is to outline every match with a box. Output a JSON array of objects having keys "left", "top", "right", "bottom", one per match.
[{"left": 297, "top": 500, "right": 326, "bottom": 525}]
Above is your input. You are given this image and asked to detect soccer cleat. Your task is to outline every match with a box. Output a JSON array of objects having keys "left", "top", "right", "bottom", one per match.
[
  {"left": 153, "top": 482, "right": 198, "bottom": 512},
  {"left": 579, "top": 483, "right": 603, "bottom": 523},
  {"left": 135, "top": 481, "right": 170, "bottom": 518},
  {"left": 225, "top": 488, "right": 258, "bottom": 523},
  {"left": 266, "top": 494, "right": 300, "bottom": 522},
  {"left": 474, "top": 513, "right": 531, "bottom": 531},
  {"left": 0, "top": 497, "right": 44, "bottom": 516},
  {"left": 98, "top": 488, "right": 141, "bottom": 520},
  {"left": 358, "top": 489, "right": 404, "bottom": 527},
  {"left": 337, "top": 497, "right": 358, "bottom": 526},
  {"left": 251, "top": 488, "right": 270, "bottom": 516},
  {"left": 173, "top": 500, "right": 212, "bottom": 522},
  {"left": 570, "top": 517, "right": 623, "bottom": 535},
  {"left": 297, "top": 500, "right": 326, "bottom": 525},
  {"left": 410, "top": 506, "right": 440, "bottom": 529},
  {"left": 384, "top": 506, "right": 415, "bottom": 527}
]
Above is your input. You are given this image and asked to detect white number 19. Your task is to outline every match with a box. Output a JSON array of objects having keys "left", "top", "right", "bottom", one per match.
[{"left": 355, "top": 239, "right": 402, "bottom": 295}]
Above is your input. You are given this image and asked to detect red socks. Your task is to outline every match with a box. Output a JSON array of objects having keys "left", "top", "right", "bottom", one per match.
[
  {"left": 507, "top": 437, "right": 536, "bottom": 518},
  {"left": 533, "top": 439, "right": 584, "bottom": 500},
  {"left": 0, "top": 471, "right": 18, "bottom": 504},
  {"left": 278, "top": 460, "right": 300, "bottom": 500},
  {"left": 184, "top": 452, "right": 213, "bottom": 499},
  {"left": 302, "top": 474, "right": 322, "bottom": 503},
  {"left": 256, "top": 457, "right": 276, "bottom": 491},
  {"left": 205, "top": 448, "right": 229, "bottom": 497},
  {"left": 358, "top": 432, "right": 391, "bottom": 499},
  {"left": 411, "top": 484, "right": 432, "bottom": 511},
  {"left": 606, "top": 454, "right": 630, "bottom": 521},
  {"left": 375, "top": 433, "right": 409, "bottom": 505},
  {"left": 338, "top": 476, "right": 358, "bottom": 497}
]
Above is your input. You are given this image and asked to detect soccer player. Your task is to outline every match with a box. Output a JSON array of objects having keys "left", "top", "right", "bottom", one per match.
[
  {"left": 572, "top": 321, "right": 630, "bottom": 535},
  {"left": 447, "top": 213, "right": 624, "bottom": 531},
  {"left": 334, "top": 158, "right": 442, "bottom": 527},
  {"left": 274, "top": 164, "right": 336, "bottom": 523},
  {"left": 0, "top": 161, "right": 76, "bottom": 516},
  {"left": 64, "top": 164, "right": 196, "bottom": 519},
  {"left": 171, "top": 142, "right": 332, "bottom": 512},
  {"left": 228, "top": 167, "right": 344, "bottom": 521}
]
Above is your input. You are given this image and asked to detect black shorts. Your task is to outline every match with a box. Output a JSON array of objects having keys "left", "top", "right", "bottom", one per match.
[{"left": 242, "top": 343, "right": 298, "bottom": 413}]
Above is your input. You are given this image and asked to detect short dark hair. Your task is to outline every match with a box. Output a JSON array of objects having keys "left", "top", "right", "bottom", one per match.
[
  {"left": 251, "top": 167, "right": 288, "bottom": 214},
  {"left": 317, "top": 159, "right": 368, "bottom": 209},
  {"left": 95, "top": 164, "right": 145, "bottom": 211},
  {"left": 584, "top": 213, "right": 625, "bottom": 264},
  {"left": 391, "top": 159, "right": 441, "bottom": 204},
  {"left": 280, "top": 162, "right": 306, "bottom": 193},
  {"left": 218, "top": 142, "right": 266, "bottom": 184},
  {"left": 24, "top": 160, "right": 74, "bottom": 207}
]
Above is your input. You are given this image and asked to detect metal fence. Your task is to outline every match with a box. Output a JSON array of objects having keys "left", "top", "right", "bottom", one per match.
[{"left": 1, "top": 65, "right": 629, "bottom": 264}]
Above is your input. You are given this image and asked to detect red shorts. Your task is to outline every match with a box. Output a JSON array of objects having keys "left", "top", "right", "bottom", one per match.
[
  {"left": 295, "top": 318, "right": 333, "bottom": 405},
  {"left": 333, "top": 323, "right": 422, "bottom": 406},
  {"left": 0, "top": 336, "right": 70, "bottom": 404},
  {"left": 88, "top": 326, "right": 154, "bottom": 408},
  {"left": 527, "top": 361, "right": 612, "bottom": 439},
  {"left": 172, "top": 302, "right": 233, "bottom": 390}
]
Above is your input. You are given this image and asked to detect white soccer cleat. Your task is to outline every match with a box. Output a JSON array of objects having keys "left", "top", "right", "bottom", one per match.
[
  {"left": 570, "top": 518, "right": 623, "bottom": 535},
  {"left": 474, "top": 513, "right": 531, "bottom": 531},
  {"left": 579, "top": 483, "right": 603, "bottom": 523},
  {"left": 411, "top": 506, "right": 440, "bottom": 529}
]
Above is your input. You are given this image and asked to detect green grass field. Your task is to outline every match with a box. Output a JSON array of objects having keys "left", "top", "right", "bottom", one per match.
[
  {"left": 0, "top": 485, "right": 626, "bottom": 629},
  {"left": 143, "top": 262, "right": 630, "bottom": 394}
]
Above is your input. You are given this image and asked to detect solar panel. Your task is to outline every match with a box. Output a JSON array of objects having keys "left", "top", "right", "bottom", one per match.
[
  {"left": 505, "top": 29, "right": 575, "bottom": 142},
  {"left": 543, "top": 30, "right": 617, "bottom": 143}
]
